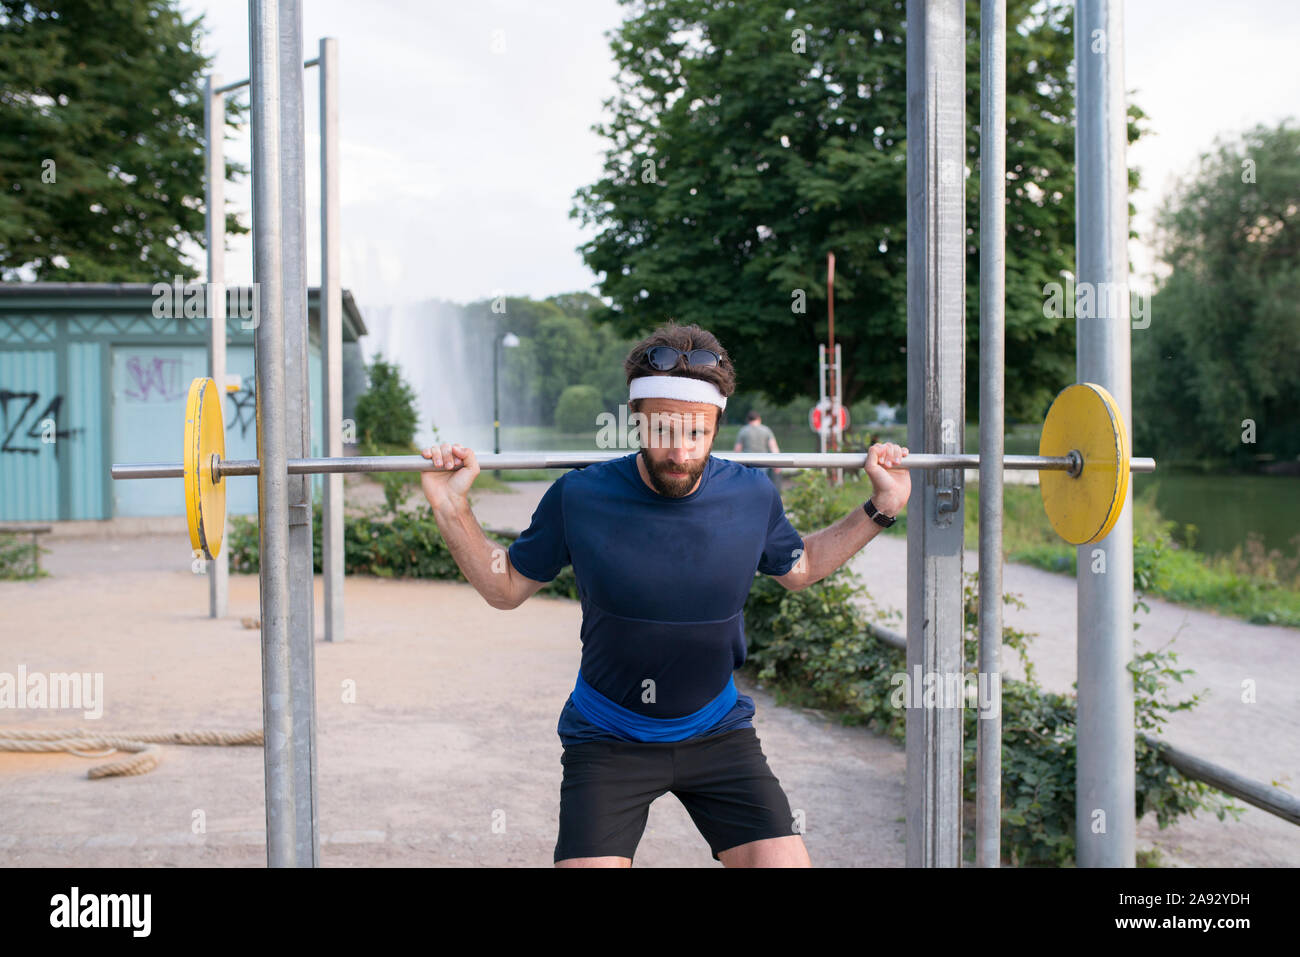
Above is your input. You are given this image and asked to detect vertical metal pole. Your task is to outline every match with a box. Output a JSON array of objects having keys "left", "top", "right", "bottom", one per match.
[
  {"left": 493, "top": 334, "right": 501, "bottom": 455},
  {"left": 832, "top": 343, "right": 843, "bottom": 485},
  {"left": 1074, "top": 0, "right": 1136, "bottom": 867},
  {"left": 279, "top": 0, "right": 320, "bottom": 866},
  {"left": 976, "top": 0, "right": 1005, "bottom": 868},
  {"left": 905, "top": 0, "right": 966, "bottom": 868},
  {"left": 204, "top": 75, "right": 229, "bottom": 620},
  {"left": 826, "top": 252, "right": 836, "bottom": 455},
  {"left": 320, "top": 36, "right": 344, "bottom": 646},
  {"left": 249, "top": 0, "right": 297, "bottom": 868},
  {"left": 817, "top": 344, "right": 827, "bottom": 455},
  {"left": 492, "top": 334, "right": 502, "bottom": 479}
]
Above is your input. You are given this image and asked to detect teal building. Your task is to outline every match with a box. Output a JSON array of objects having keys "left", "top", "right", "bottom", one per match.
[{"left": 0, "top": 282, "right": 368, "bottom": 521}]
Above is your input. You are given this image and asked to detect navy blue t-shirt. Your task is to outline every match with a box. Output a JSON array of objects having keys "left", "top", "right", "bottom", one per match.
[{"left": 506, "top": 452, "right": 805, "bottom": 746}]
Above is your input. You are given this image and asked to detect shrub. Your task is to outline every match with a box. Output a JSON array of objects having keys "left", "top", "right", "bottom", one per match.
[
  {"left": 224, "top": 503, "right": 580, "bottom": 599},
  {"left": 554, "top": 384, "right": 604, "bottom": 435},
  {"left": 354, "top": 353, "right": 419, "bottom": 448}
]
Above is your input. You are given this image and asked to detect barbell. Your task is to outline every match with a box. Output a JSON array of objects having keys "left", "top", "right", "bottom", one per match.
[{"left": 110, "top": 378, "right": 1155, "bottom": 559}]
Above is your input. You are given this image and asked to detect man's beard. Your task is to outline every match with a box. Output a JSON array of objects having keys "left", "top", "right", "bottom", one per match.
[{"left": 640, "top": 443, "right": 712, "bottom": 498}]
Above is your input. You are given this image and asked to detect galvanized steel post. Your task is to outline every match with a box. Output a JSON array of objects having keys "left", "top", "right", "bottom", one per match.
[
  {"left": 1074, "top": 0, "right": 1136, "bottom": 867},
  {"left": 249, "top": 0, "right": 297, "bottom": 867},
  {"left": 278, "top": 0, "right": 321, "bottom": 866},
  {"left": 320, "top": 36, "right": 345, "bottom": 646},
  {"left": 976, "top": 0, "right": 1006, "bottom": 868},
  {"left": 905, "top": 0, "right": 967, "bottom": 867},
  {"left": 204, "top": 75, "right": 229, "bottom": 620}
]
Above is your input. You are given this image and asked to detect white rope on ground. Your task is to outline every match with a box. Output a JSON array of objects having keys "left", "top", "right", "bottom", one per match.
[{"left": 0, "top": 729, "right": 263, "bottom": 779}]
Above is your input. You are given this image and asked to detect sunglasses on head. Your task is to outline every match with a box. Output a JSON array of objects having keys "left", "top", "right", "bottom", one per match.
[{"left": 646, "top": 346, "right": 721, "bottom": 371}]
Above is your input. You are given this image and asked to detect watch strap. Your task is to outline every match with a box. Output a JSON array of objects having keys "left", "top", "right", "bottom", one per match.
[{"left": 864, "top": 498, "right": 896, "bottom": 528}]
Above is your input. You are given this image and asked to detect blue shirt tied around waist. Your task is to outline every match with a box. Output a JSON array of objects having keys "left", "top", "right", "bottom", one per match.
[
  {"left": 570, "top": 670, "right": 740, "bottom": 743},
  {"left": 506, "top": 452, "right": 805, "bottom": 746}
]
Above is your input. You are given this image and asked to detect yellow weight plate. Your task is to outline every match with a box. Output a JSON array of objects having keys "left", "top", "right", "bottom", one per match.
[
  {"left": 1039, "top": 383, "right": 1130, "bottom": 545},
  {"left": 1098, "top": 384, "right": 1131, "bottom": 534},
  {"left": 183, "top": 377, "right": 226, "bottom": 560}
]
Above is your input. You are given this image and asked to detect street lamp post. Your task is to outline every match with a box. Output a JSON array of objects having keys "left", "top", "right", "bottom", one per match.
[{"left": 493, "top": 332, "right": 520, "bottom": 478}]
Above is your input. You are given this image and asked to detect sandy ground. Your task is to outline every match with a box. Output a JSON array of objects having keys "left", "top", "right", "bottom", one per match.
[{"left": 0, "top": 476, "right": 1294, "bottom": 867}]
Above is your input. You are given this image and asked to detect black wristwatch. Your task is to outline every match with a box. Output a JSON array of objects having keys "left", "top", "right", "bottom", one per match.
[{"left": 864, "top": 498, "right": 896, "bottom": 528}]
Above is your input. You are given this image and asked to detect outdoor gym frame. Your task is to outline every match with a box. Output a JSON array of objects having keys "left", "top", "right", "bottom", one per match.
[{"left": 118, "top": 0, "right": 1143, "bottom": 868}]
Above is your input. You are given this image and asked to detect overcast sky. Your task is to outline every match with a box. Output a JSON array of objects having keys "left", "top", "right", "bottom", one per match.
[{"left": 179, "top": 0, "right": 1300, "bottom": 318}]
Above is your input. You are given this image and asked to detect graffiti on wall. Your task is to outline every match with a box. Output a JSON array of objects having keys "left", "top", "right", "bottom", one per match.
[
  {"left": 123, "top": 356, "right": 185, "bottom": 402},
  {"left": 227, "top": 382, "right": 257, "bottom": 439},
  {"left": 0, "top": 391, "right": 82, "bottom": 454}
]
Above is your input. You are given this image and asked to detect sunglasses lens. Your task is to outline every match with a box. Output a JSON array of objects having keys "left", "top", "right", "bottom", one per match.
[
  {"left": 688, "top": 350, "right": 719, "bottom": 367},
  {"left": 648, "top": 346, "right": 678, "bottom": 370}
]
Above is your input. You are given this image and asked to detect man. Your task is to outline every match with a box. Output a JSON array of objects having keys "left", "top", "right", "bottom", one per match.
[
  {"left": 419, "top": 322, "right": 910, "bottom": 868},
  {"left": 733, "top": 409, "right": 782, "bottom": 489}
]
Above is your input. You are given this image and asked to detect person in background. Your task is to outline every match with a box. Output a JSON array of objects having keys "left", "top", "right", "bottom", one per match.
[{"left": 734, "top": 410, "right": 781, "bottom": 490}]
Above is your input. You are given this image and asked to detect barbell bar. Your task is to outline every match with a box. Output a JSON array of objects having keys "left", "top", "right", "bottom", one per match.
[
  {"left": 112, "top": 450, "right": 1156, "bottom": 480},
  {"left": 110, "top": 378, "right": 1155, "bottom": 558}
]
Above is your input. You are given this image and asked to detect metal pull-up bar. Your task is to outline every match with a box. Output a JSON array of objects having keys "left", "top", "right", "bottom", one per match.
[{"left": 213, "top": 56, "right": 319, "bottom": 95}]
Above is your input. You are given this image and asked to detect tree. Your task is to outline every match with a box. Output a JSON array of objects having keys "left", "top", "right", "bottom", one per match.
[
  {"left": 473, "top": 293, "right": 636, "bottom": 426},
  {"left": 0, "top": 0, "right": 247, "bottom": 281},
  {"left": 1133, "top": 122, "right": 1300, "bottom": 468},
  {"left": 571, "top": 0, "right": 1145, "bottom": 420},
  {"left": 546, "top": 290, "right": 605, "bottom": 320},
  {"left": 355, "top": 354, "right": 420, "bottom": 449},
  {"left": 555, "top": 384, "right": 605, "bottom": 435}
]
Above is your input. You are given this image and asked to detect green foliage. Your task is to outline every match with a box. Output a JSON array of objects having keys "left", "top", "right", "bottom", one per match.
[
  {"left": 354, "top": 353, "right": 420, "bottom": 449},
  {"left": 782, "top": 466, "right": 908, "bottom": 536},
  {"left": 224, "top": 503, "right": 581, "bottom": 600},
  {"left": 1134, "top": 121, "right": 1300, "bottom": 467},
  {"left": 572, "top": 0, "right": 1145, "bottom": 419},
  {"left": 461, "top": 294, "right": 637, "bottom": 427},
  {"left": 741, "top": 472, "right": 1238, "bottom": 865},
  {"left": 0, "top": 532, "right": 47, "bottom": 579},
  {"left": 0, "top": 0, "right": 249, "bottom": 280},
  {"left": 554, "top": 384, "right": 605, "bottom": 435}
]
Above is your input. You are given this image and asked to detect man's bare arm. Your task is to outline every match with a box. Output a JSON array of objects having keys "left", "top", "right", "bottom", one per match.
[
  {"left": 773, "top": 442, "right": 911, "bottom": 591},
  {"left": 775, "top": 504, "right": 886, "bottom": 591},
  {"left": 430, "top": 497, "right": 548, "bottom": 609},
  {"left": 421, "top": 442, "right": 548, "bottom": 610}
]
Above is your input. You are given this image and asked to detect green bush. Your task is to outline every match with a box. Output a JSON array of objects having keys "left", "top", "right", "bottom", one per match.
[
  {"left": 224, "top": 503, "right": 581, "bottom": 599},
  {"left": 354, "top": 353, "right": 420, "bottom": 448},
  {"left": 554, "top": 384, "right": 604, "bottom": 435}
]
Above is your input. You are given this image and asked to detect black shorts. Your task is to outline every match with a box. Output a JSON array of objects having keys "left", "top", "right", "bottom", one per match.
[{"left": 554, "top": 726, "right": 797, "bottom": 863}]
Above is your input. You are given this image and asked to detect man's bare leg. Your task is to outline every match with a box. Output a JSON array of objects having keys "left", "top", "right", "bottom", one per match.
[
  {"left": 717, "top": 835, "right": 810, "bottom": 868},
  {"left": 554, "top": 856, "right": 632, "bottom": 868}
]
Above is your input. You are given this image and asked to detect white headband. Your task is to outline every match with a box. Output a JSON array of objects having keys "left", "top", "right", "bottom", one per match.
[{"left": 629, "top": 375, "right": 727, "bottom": 410}]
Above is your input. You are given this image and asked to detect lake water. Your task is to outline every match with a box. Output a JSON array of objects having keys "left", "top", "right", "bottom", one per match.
[{"left": 1131, "top": 472, "right": 1300, "bottom": 558}]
